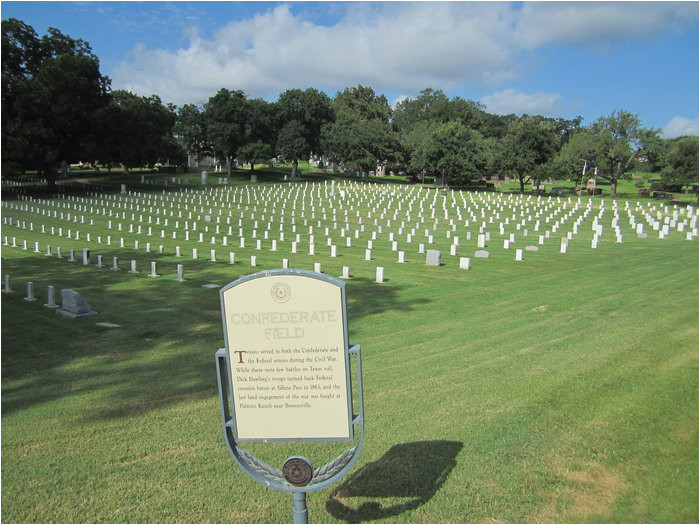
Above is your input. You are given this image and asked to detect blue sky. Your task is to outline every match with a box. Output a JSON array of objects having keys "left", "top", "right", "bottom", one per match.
[{"left": 2, "top": 1, "right": 698, "bottom": 137}]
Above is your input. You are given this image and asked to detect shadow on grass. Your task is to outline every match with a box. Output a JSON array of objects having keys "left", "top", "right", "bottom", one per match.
[
  {"left": 1, "top": 254, "right": 431, "bottom": 422},
  {"left": 326, "top": 440, "right": 463, "bottom": 523}
]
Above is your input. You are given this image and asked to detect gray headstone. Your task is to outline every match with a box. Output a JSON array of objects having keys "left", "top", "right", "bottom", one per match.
[
  {"left": 525, "top": 246, "right": 539, "bottom": 251},
  {"left": 56, "top": 289, "right": 97, "bottom": 319},
  {"left": 475, "top": 250, "right": 490, "bottom": 258},
  {"left": 426, "top": 249, "right": 441, "bottom": 266}
]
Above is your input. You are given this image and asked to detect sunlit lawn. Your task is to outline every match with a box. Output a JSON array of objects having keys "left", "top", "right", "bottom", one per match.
[{"left": 1, "top": 177, "right": 697, "bottom": 523}]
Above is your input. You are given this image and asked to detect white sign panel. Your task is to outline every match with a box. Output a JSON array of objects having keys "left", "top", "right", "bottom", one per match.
[{"left": 220, "top": 270, "right": 352, "bottom": 441}]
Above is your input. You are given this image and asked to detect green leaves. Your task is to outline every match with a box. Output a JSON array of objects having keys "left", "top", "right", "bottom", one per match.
[{"left": 2, "top": 18, "right": 110, "bottom": 178}]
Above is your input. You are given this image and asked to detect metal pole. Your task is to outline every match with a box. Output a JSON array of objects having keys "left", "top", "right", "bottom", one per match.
[{"left": 292, "top": 492, "right": 308, "bottom": 524}]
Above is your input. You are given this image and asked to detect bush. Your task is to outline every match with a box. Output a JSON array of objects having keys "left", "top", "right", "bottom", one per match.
[{"left": 650, "top": 180, "right": 682, "bottom": 192}]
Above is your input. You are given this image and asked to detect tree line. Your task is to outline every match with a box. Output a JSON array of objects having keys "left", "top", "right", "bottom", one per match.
[{"left": 3, "top": 18, "right": 697, "bottom": 195}]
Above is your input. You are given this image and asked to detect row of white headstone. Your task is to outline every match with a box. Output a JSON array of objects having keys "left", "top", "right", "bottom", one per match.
[
  {"left": 2, "top": 236, "right": 394, "bottom": 288},
  {"left": 4, "top": 193, "right": 695, "bottom": 259},
  {"left": 3, "top": 184, "right": 698, "bottom": 267}
]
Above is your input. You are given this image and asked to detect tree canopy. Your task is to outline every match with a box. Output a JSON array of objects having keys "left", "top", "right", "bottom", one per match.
[
  {"left": 3, "top": 17, "right": 695, "bottom": 195},
  {"left": 2, "top": 18, "right": 110, "bottom": 185}
]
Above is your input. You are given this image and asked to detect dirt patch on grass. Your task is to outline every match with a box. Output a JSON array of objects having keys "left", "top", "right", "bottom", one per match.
[
  {"left": 560, "top": 461, "right": 627, "bottom": 519},
  {"left": 534, "top": 460, "right": 628, "bottom": 522}
]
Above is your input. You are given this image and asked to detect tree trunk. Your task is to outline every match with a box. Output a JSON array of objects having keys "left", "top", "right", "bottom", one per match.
[
  {"left": 45, "top": 169, "right": 57, "bottom": 192},
  {"left": 519, "top": 175, "right": 526, "bottom": 194},
  {"left": 290, "top": 159, "right": 298, "bottom": 179},
  {"left": 610, "top": 178, "right": 618, "bottom": 198},
  {"left": 226, "top": 157, "right": 232, "bottom": 177}
]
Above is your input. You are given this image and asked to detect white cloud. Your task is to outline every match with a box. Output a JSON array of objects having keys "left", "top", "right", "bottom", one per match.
[
  {"left": 110, "top": 2, "right": 698, "bottom": 106},
  {"left": 662, "top": 116, "right": 700, "bottom": 138},
  {"left": 480, "top": 89, "right": 563, "bottom": 117},
  {"left": 514, "top": 1, "right": 697, "bottom": 49}
]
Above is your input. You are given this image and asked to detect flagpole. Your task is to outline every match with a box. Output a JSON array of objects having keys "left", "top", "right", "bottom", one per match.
[{"left": 579, "top": 160, "right": 587, "bottom": 196}]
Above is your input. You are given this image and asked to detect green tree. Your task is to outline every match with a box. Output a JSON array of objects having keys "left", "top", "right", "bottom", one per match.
[
  {"left": 414, "top": 121, "right": 486, "bottom": 186},
  {"left": 500, "top": 115, "right": 560, "bottom": 193},
  {"left": 174, "top": 103, "right": 212, "bottom": 163},
  {"left": 93, "top": 90, "right": 177, "bottom": 173},
  {"left": 323, "top": 85, "right": 400, "bottom": 177},
  {"left": 276, "top": 120, "right": 309, "bottom": 177},
  {"left": 393, "top": 88, "right": 500, "bottom": 177},
  {"left": 333, "top": 84, "right": 392, "bottom": 122},
  {"left": 590, "top": 110, "right": 646, "bottom": 197},
  {"left": 275, "top": 88, "right": 333, "bottom": 178},
  {"left": 204, "top": 88, "right": 247, "bottom": 176},
  {"left": 237, "top": 97, "right": 276, "bottom": 171},
  {"left": 551, "top": 130, "right": 607, "bottom": 186},
  {"left": 2, "top": 18, "right": 110, "bottom": 187},
  {"left": 661, "top": 135, "right": 699, "bottom": 193},
  {"left": 324, "top": 118, "right": 400, "bottom": 177},
  {"left": 237, "top": 140, "right": 272, "bottom": 173},
  {"left": 636, "top": 128, "right": 669, "bottom": 173}
]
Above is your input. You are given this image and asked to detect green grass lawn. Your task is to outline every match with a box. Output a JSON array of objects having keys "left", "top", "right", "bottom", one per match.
[{"left": 1, "top": 180, "right": 697, "bottom": 523}]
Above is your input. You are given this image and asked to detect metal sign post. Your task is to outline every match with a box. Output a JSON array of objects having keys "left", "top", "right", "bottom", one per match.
[{"left": 216, "top": 269, "right": 364, "bottom": 523}]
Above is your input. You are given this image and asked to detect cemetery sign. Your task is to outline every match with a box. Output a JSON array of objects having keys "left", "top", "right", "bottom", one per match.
[
  {"left": 219, "top": 269, "right": 355, "bottom": 441},
  {"left": 215, "top": 268, "right": 364, "bottom": 522}
]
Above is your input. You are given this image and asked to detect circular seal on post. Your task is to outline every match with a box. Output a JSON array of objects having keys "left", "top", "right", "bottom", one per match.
[{"left": 283, "top": 457, "right": 314, "bottom": 486}]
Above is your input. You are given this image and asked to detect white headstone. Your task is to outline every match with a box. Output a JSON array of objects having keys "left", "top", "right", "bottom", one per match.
[{"left": 375, "top": 266, "right": 385, "bottom": 283}]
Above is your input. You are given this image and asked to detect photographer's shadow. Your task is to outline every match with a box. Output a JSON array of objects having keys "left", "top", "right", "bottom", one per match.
[{"left": 326, "top": 440, "right": 463, "bottom": 522}]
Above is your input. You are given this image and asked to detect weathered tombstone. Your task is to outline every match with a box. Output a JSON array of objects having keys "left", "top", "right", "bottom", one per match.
[
  {"left": 201, "top": 171, "right": 208, "bottom": 185},
  {"left": 515, "top": 249, "right": 524, "bottom": 261},
  {"left": 426, "top": 249, "right": 441, "bottom": 266},
  {"left": 525, "top": 246, "right": 539, "bottom": 251},
  {"left": 56, "top": 289, "right": 97, "bottom": 319},
  {"left": 176, "top": 264, "right": 186, "bottom": 282},
  {"left": 3, "top": 275, "right": 13, "bottom": 293},
  {"left": 341, "top": 266, "right": 351, "bottom": 279},
  {"left": 459, "top": 257, "right": 471, "bottom": 270},
  {"left": 216, "top": 269, "right": 364, "bottom": 522},
  {"left": 24, "top": 281, "right": 36, "bottom": 301},
  {"left": 475, "top": 250, "right": 490, "bottom": 258},
  {"left": 148, "top": 261, "right": 159, "bottom": 277},
  {"left": 44, "top": 285, "right": 59, "bottom": 308},
  {"left": 129, "top": 260, "right": 138, "bottom": 273}
]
